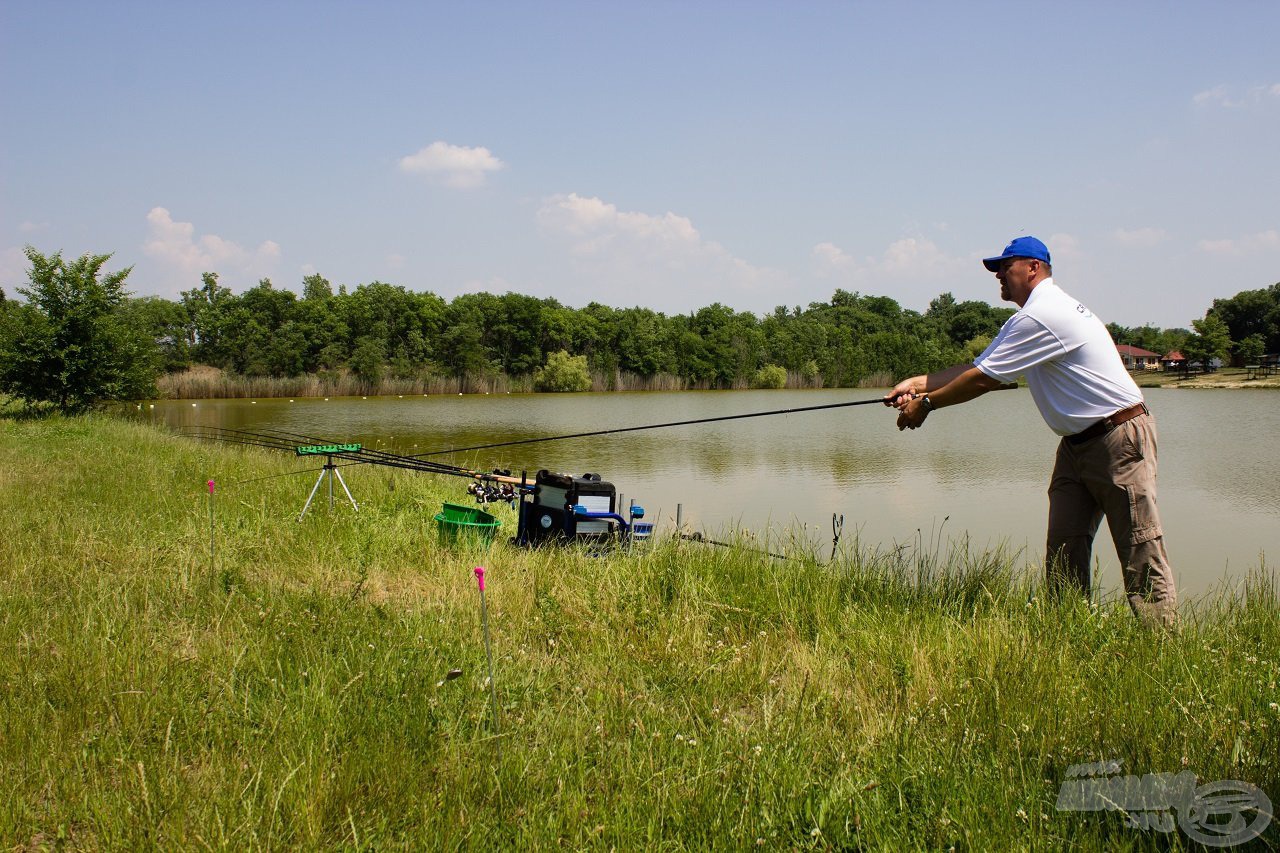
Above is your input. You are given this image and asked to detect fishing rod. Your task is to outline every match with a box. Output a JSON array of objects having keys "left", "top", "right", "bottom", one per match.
[
  {"left": 183, "top": 425, "right": 508, "bottom": 482},
  {"left": 406, "top": 395, "right": 895, "bottom": 460},
  {"left": 185, "top": 388, "right": 982, "bottom": 482},
  {"left": 186, "top": 394, "right": 904, "bottom": 484}
]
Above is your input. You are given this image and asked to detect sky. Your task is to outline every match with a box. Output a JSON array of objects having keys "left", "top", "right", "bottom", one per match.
[{"left": 2, "top": 1, "right": 1278, "bottom": 329}]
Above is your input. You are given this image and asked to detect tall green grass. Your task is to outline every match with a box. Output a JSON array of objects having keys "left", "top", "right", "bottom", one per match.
[{"left": 1, "top": 414, "right": 1276, "bottom": 849}]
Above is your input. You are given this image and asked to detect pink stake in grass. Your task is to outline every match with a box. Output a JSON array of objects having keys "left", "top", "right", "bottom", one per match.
[
  {"left": 207, "top": 479, "right": 216, "bottom": 574},
  {"left": 474, "top": 566, "right": 501, "bottom": 752}
]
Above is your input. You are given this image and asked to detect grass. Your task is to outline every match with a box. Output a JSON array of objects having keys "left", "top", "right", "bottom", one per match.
[
  {"left": 1, "top": 414, "right": 1277, "bottom": 849},
  {"left": 1132, "top": 366, "right": 1280, "bottom": 389}
]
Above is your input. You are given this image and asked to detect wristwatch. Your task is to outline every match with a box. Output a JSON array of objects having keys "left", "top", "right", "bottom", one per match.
[{"left": 920, "top": 395, "right": 935, "bottom": 412}]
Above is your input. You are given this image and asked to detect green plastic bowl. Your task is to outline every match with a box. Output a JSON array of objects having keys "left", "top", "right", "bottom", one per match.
[{"left": 433, "top": 502, "right": 502, "bottom": 546}]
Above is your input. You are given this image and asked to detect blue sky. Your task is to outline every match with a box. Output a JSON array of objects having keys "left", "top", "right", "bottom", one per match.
[{"left": 2, "top": 1, "right": 1277, "bottom": 329}]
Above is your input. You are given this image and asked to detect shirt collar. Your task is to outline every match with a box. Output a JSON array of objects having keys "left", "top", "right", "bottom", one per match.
[{"left": 1022, "top": 277, "right": 1056, "bottom": 309}]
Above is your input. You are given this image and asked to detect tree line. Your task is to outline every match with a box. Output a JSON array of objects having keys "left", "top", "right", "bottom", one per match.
[{"left": 2, "top": 246, "right": 1277, "bottom": 412}]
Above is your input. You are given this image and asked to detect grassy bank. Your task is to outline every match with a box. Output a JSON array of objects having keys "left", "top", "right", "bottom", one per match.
[
  {"left": 1, "top": 415, "right": 1277, "bottom": 849},
  {"left": 1132, "top": 366, "right": 1280, "bottom": 389}
]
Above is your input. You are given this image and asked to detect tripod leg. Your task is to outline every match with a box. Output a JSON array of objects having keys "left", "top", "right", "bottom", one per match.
[
  {"left": 299, "top": 469, "right": 328, "bottom": 522},
  {"left": 333, "top": 467, "right": 360, "bottom": 511}
]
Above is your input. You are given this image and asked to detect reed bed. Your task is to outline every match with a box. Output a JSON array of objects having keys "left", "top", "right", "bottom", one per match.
[
  {"left": 1, "top": 414, "right": 1276, "bottom": 850},
  {"left": 156, "top": 366, "right": 881, "bottom": 399}
]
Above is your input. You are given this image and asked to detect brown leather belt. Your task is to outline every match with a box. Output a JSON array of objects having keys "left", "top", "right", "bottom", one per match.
[{"left": 1066, "top": 402, "right": 1149, "bottom": 445}]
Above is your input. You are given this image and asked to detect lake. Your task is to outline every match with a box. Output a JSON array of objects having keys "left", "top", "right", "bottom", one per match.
[{"left": 142, "top": 387, "right": 1279, "bottom": 599}]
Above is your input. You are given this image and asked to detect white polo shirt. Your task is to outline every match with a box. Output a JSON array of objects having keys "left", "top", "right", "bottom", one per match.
[{"left": 974, "top": 279, "right": 1142, "bottom": 436}]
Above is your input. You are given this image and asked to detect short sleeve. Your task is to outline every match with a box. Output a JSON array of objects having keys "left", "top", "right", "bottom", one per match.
[{"left": 975, "top": 314, "right": 1067, "bottom": 384}]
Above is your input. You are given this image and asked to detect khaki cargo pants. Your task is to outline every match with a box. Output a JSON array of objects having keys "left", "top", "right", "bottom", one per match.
[{"left": 1046, "top": 412, "right": 1177, "bottom": 626}]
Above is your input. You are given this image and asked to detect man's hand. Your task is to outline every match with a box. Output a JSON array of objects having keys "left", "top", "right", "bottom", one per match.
[
  {"left": 884, "top": 375, "right": 923, "bottom": 408},
  {"left": 896, "top": 395, "right": 930, "bottom": 430}
]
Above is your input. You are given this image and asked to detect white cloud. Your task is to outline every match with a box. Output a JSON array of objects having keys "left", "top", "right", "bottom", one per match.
[
  {"left": 1113, "top": 227, "right": 1168, "bottom": 248},
  {"left": 1192, "top": 83, "right": 1280, "bottom": 109},
  {"left": 1, "top": 246, "right": 27, "bottom": 292},
  {"left": 1046, "top": 233, "right": 1081, "bottom": 261},
  {"left": 18, "top": 221, "right": 49, "bottom": 234},
  {"left": 142, "top": 207, "right": 281, "bottom": 293},
  {"left": 399, "top": 141, "right": 505, "bottom": 189},
  {"left": 1197, "top": 229, "right": 1280, "bottom": 255},
  {"left": 808, "top": 235, "right": 980, "bottom": 310},
  {"left": 1193, "top": 85, "right": 1230, "bottom": 107},
  {"left": 811, "top": 236, "right": 968, "bottom": 280},
  {"left": 811, "top": 242, "right": 856, "bottom": 272},
  {"left": 537, "top": 193, "right": 784, "bottom": 310},
  {"left": 879, "top": 237, "right": 958, "bottom": 275}
]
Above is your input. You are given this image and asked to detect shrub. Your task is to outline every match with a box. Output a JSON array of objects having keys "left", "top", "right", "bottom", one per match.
[
  {"left": 535, "top": 350, "right": 591, "bottom": 392},
  {"left": 753, "top": 363, "right": 788, "bottom": 389}
]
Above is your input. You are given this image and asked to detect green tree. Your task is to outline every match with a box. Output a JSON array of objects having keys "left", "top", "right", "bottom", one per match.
[
  {"left": 0, "top": 247, "right": 158, "bottom": 412},
  {"left": 349, "top": 336, "right": 386, "bottom": 389},
  {"left": 1182, "top": 314, "right": 1231, "bottom": 372},
  {"left": 1236, "top": 333, "right": 1266, "bottom": 365},
  {"left": 118, "top": 296, "right": 192, "bottom": 372},
  {"left": 534, "top": 350, "right": 592, "bottom": 392},
  {"left": 302, "top": 273, "right": 333, "bottom": 301},
  {"left": 180, "top": 272, "right": 236, "bottom": 367},
  {"left": 964, "top": 334, "right": 993, "bottom": 361}
]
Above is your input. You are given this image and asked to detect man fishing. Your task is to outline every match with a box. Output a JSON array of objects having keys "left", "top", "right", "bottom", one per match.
[{"left": 886, "top": 236, "right": 1177, "bottom": 626}]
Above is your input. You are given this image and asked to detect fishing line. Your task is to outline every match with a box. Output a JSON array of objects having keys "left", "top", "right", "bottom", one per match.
[{"left": 408, "top": 396, "right": 892, "bottom": 459}]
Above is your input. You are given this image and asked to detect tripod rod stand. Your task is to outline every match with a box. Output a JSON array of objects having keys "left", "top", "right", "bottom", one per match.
[{"left": 298, "top": 455, "right": 359, "bottom": 521}]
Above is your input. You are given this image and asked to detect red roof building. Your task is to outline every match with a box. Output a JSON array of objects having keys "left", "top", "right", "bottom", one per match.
[
  {"left": 1161, "top": 350, "right": 1186, "bottom": 372},
  {"left": 1116, "top": 344, "right": 1161, "bottom": 370}
]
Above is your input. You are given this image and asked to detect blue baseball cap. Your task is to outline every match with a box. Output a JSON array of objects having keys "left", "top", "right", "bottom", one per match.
[{"left": 982, "top": 236, "right": 1051, "bottom": 272}]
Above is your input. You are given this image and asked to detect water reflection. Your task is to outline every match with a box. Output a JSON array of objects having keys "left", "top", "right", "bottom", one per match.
[{"left": 144, "top": 387, "right": 1278, "bottom": 597}]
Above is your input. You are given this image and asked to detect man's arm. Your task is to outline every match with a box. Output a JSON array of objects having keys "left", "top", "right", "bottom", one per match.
[
  {"left": 885, "top": 363, "right": 976, "bottom": 406},
  {"left": 895, "top": 366, "right": 1007, "bottom": 431}
]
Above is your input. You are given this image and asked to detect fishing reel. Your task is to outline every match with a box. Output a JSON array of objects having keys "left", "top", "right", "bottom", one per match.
[{"left": 466, "top": 472, "right": 518, "bottom": 507}]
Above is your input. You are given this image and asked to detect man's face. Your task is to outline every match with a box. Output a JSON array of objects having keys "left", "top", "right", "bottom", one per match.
[{"left": 994, "top": 257, "right": 1038, "bottom": 304}]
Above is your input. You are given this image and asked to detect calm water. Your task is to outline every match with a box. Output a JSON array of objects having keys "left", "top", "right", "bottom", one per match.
[{"left": 145, "top": 388, "right": 1280, "bottom": 598}]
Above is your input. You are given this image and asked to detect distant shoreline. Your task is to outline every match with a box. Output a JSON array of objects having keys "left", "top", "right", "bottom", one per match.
[{"left": 150, "top": 366, "right": 1280, "bottom": 401}]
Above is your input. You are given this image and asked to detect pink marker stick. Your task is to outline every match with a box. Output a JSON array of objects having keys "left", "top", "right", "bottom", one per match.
[
  {"left": 207, "top": 479, "right": 215, "bottom": 494},
  {"left": 474, "top": 564, "right": 500, "bottom": 744}
]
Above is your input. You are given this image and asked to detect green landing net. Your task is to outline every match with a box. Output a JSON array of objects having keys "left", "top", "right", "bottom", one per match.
[{"left": 295, "top": 443, "right": 362, "bottom": 456}]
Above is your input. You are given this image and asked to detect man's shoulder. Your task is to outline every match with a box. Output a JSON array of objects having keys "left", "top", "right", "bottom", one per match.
[{"left": 1024, "top": 279, "right": 1093, "bottom": 322}]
